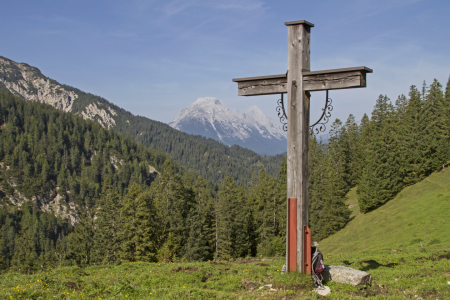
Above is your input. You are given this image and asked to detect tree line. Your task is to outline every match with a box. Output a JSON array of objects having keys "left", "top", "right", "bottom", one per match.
[{"left": 1, "top": 76, "right": 450, "bottom": 273}]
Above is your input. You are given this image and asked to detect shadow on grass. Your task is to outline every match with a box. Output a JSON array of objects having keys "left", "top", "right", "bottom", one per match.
[{"left": 358, "top": 260, "right": 395, "bottom": 272}]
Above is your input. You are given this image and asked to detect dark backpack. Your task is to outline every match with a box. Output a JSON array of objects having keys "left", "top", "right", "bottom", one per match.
[{"left": 311, "top": 246, "right": 325, "bottom": 287}]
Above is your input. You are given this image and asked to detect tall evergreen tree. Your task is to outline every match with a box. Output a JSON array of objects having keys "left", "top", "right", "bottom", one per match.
[
  {"left": 215, "top": 171, "right": 237, "bottom": 260},
  {"left": 185, "top": 176, "right": 215, "bottom": 261},
  {"left": 153, "top": 160, "right": 193, "bottom": 258},
  {"left": 67, "top": 210, "right": 95, "bottom": 266},
  {"left": 92, "top": 180, "right": 122, "bottom": 264},
  {"left": 119, "top": 183, "right": 157, "bottom": 262},
  {"left": 343, "top": 114, "right": 361, "bottom": 188},
  {"left": 400, "top": 85, "right": 426, "bottom": 185},
  {"left": 358, "top": 95, "right": 402, "bottom": 212},
  {"left": 422, "top": 79, "right": 448, "bottom": 171}
]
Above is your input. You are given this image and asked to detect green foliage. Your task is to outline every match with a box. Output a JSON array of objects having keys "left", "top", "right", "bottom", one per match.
[
  {"left": 0, "top": 88, "right": 169, "bottom": 209},
  {"left": 0, "top": 54, "right": 283, "bottom": 186},
  {"left": 0, "top": 202, "right": 71, "bottom": 272},
  {"left": 321, "top": 163, "right": 450, "bottom": 255},
  {"left": 67, "top": 211, "right": 95, "bottom": 267},
  {"left": 358, "top": 80, "right": 450, "bottom": 212},
  {"left": 92, "top": 180, "right": 122, "bottom": 264},
  {"left": 3, "top": 72, "right": 450, "bottom": 277},
  {"left": 156, "top": 232, "right": 179, "bottom": 263},
  {"left": 118, "top": 183, "right": 157, "bottom": 262}
]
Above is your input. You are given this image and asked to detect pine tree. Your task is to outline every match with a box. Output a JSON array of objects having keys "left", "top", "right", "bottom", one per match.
[
  {"left": 327, "top": 119, "right": 350, "bottom": 196},
  {"left": 343, "top": 115, "right": 361, "bottom": 188},
  {"left": 215, "top": 171, "right": 237, "bottom": 260},
  {"left": 153, "top": 160, "right": 193, "bottom": 258},
  {"left": 400, "top": 85, "right": 426, "bottom": 185},
  {"left": 92, "top": 180, "right": 122, "bottom": 264},
  {"left": 275, "top": 156, "right": 287, "bottom": 240},
  {"left": 358, "top": 95, "right": 402, "bottom": 212},
  {"left": 422, "top": 79, "right": 448, "bottom": 171},
  {"left": 318, "top": 150, "right": 351, "bottom": 239},
  {"left": 252, "top": 169, "right": 277, "bottom": 256},
  {"left": 119, "top": 183, "right": 157, "bottom": 262},
  {"left": 185, "top": 176, "right": 215, "bottom": 261},
  {"left": 67, "top": 210, "right": 95, "bottom": 266},
  {"left": 10, "top": 206, "right": 38, "bottom": 273},
  {"left": 309, "top": 137, "right": 326, "bottom": 241}
]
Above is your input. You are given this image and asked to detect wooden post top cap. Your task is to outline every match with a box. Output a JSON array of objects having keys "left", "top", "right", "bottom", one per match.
[{"left": 284, "top": 20, "right": 314, "bottom": 27}]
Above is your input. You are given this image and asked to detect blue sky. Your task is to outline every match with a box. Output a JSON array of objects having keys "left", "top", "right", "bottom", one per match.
[{"left": 1, "top": 0, "right": 449, "bottom": 128}]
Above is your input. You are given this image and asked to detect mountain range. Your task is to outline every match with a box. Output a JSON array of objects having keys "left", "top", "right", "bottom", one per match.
[
  {"left": 0, "top": 55, "right": 284, "bottom": 185},
  {"left": 169, "top": 97, "right": 287, "bottom": 156}
]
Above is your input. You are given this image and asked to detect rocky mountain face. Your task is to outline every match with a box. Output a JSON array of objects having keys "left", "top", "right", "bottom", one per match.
[
  {"left": 0, "top": 55, "right": 284, "bottom": 188},
  {"left": 0, "top": 56, "right": 118, "bottom": 129},
  {"left": 169, "top": 97, "right": 287, "bottom": 155}
]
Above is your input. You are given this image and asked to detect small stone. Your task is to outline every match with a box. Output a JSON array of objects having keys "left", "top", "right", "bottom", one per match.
[{"left": 313, "top": 285, "right": 331, "bottom": 296}]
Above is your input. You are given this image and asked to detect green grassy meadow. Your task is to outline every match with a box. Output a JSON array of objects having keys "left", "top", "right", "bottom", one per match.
[
  {"left": 1, "top": 169, "right": 450, "bottom": 299},
  {"left": 0, "top": 258, "right": 313, "bottom": 299}
]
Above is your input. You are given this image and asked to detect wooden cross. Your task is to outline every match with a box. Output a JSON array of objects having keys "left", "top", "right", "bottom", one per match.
[{"left": 232, "top": 20, "right": 372, "bottom": 274}]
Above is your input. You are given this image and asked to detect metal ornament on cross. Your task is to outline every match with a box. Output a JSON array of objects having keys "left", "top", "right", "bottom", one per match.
[{"left": 232, "top": 20, "right": 372, "bottom": 274}]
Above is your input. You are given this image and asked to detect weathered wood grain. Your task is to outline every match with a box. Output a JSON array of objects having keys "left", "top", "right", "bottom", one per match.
[
  {"left": 303, "top": 71, "right": 366, "bottom": 91},
  {"left": 233, "top": 68, "right": 372, "bottom": 95},
  {"left": 231, "top": 20, "right": 372, "bottom": 276},
  {"left": 236, "top": 76, "right": 287, "bottom": 96},
  {"left": 286, "top": 21, "right": 311, "bottom": 274}
]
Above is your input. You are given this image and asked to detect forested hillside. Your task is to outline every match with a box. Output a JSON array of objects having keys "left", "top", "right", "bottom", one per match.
[
  {"left": 0, "top": 89, "right": 170, "bottom": 211},
  {"left": 0, "top": 55, "right": 284, "bottom": 185},
  {"left": 1, "top": 75, "right": 450, "bottom": 275},
  {"left": 308, "top": 77, "right": 450, "bottom": 241},
  {"left": 0, "top": 89, "right": 289, "bottom": 272}
]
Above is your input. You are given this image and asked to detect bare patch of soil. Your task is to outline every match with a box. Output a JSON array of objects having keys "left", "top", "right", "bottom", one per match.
[
  {"left": 422, "top": 288, "right": 438, "bottom": 298},
  {"left": 437, "top": 252, "right": 450, "bottom": 260}
]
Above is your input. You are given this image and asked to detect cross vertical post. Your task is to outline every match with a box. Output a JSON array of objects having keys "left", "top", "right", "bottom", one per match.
[
  {"left": 286, "top": 20, "right": 313, "bottom": 273},
  {"left": 232, "top": 20, "right": 372, "bottom": 274}
]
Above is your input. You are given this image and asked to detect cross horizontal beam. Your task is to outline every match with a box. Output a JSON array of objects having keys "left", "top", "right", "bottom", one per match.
[{"left": 232, "top": 66, "right": 373, "bottom": 96}]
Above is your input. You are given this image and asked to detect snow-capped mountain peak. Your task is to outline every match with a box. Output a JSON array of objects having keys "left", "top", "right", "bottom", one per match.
[{"left": 169, "top": 97, "right": 287, "bottom": 155}]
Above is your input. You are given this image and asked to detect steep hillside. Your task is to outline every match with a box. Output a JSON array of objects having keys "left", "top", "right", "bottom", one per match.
[
  {"left": 0, "top": 89, "right": 169, "bottom": 222},
  {"left": 0, "top": 56, "right": 283, "bottom": 185},
  {"left": 319, "top": 168, "right": 450, "bottom": 254}
]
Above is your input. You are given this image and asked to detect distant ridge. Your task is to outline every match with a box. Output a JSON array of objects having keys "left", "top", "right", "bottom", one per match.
[{"left": 0, "top": 55, "right": 284, "bottom": 184}]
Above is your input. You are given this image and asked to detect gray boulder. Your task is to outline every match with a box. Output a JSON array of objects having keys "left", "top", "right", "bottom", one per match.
[{"left": 322, "top": 265, "right": 372, "bottom": 286}]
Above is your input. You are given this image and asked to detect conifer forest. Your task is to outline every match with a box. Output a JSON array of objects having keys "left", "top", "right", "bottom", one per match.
[{"left": 1, "top": 76, "right": 450, "bottom": 274}]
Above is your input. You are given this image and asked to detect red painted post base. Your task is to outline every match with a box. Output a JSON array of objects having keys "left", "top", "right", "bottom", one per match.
[
  {"left": 303, "top": 226, "right": 311, "bottom": 274},
  {"left": 287, "top": 198, "right": 297, "bottom": 272},
  {"left": 287, "top": 200, "right": 311, "bottom": 274}
]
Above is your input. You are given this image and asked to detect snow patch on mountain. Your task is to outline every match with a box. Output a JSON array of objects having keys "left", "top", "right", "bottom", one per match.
[{"left": 169, "top": 97, "right": 287, "bottom": 155}]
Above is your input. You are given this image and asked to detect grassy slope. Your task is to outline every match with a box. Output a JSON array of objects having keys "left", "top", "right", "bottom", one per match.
[
  {"left": 1, "top": 171, "right": 450, "bottom": 299},
  {"left": 314, "top": 169, "right": 450, "bottom": 299},
  {"left": 0, "top": 259, "right": 312, "bottom": 300},
  {"left": 320, "top": 168, "right": 450, "bottom": 255}
]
